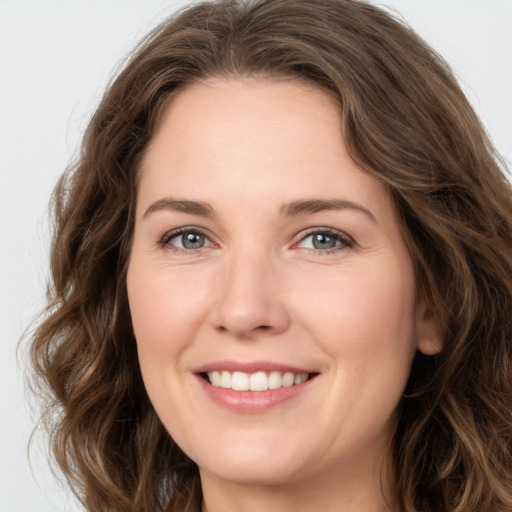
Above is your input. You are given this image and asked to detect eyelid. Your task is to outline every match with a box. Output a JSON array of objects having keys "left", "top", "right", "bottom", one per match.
[
  {"left": 293, "top": 227, "right": 355, "bottom": 252},
  {"left": 159, "top": 226, "right": 216, "bottom": 252},
  {"left": 157, "top": 225, "right": 354, "bottom": 254}
]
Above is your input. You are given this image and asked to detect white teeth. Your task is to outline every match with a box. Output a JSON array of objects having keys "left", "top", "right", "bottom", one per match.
[
  {"left": 210, "top": 370, "right": 221, "bottom": 387},
  {"left": 206, "top": 370, "right": 309, "bottom": 391},
  {"left": 268, "top": 371, "right": 282, "bottom": 389},
  {"left": 249, "top": 371, "right": 268, "bottom": 391},
  {"left": 231, "top": 371, "right": 249, "bottom": 390},
  {"left": 282, "top": 372, "right": 295, "bottom": 387},
  {"left": 219, "top": 371, "right": 231, "bottom": 388}
]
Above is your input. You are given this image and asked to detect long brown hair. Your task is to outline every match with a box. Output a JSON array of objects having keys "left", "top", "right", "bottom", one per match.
[{"left": 30, "top": 1, "right": 512, "bottom": 510}]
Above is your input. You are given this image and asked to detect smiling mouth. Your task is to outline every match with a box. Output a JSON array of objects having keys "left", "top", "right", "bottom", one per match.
[{"left": 202, "top": 370, "right": 315, "bottom": 391}]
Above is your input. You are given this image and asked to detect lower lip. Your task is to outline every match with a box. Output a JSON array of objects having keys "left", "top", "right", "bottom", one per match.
[{"left": 195, "top": 374, "right": 316, "bottom": 413}]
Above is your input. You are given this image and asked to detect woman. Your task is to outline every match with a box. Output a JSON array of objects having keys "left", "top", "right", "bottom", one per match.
[{"left": 30, "top": 0, "right": 512, "bottom": 511}]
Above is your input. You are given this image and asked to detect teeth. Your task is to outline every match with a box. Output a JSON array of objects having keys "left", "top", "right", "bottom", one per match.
[
  {"left": 206, "top": 370, "right": 309, "bottom": 391},
  {"left": 282, "top": 372, "right": 295, "bottom": 387},
  {"left": 231, "top": 371, "right": 249, "bottom": 390},
  {"left": 220, "top": 371, "right": 231, "bottom": 388},
  {"left": 268, "top": 371, "right": 282, "bottom": 389},
  {"left": 249, "top": 371, "right": 268, "bottom": 391}
]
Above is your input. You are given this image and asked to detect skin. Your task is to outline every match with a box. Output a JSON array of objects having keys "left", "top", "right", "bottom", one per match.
[{"left": 127, "top": 78, "right": 440, "bottom": 512}]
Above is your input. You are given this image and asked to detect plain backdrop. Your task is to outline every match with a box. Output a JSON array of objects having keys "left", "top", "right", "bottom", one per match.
[{"left": 1, "top": 1, "right": 511, "bottom": 511}]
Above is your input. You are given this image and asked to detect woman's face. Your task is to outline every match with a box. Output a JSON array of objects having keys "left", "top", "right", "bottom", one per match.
[{"left": 127, "top": 78, "right": 438, "bottom": 490}]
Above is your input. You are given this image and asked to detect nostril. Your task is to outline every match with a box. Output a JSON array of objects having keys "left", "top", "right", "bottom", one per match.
[{"left": 215, "top": 323, "right": 273, "bottom": 335}]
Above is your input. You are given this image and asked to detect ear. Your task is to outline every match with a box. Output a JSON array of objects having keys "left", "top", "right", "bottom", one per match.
[{"left": 415, "top": 291, "right": 443, "bottom": 355}]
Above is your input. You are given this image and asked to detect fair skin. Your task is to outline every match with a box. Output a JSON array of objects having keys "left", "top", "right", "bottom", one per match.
[{"left": 127, "top": 78, "right": 440, "bottom": 512}]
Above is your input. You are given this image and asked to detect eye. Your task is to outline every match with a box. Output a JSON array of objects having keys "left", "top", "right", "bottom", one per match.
[
  {"left": 296, "top": 229, "right": 353, "bottom": 252},
  {"left": 161, "top": 228, "right": 214, "bottom": 251}
]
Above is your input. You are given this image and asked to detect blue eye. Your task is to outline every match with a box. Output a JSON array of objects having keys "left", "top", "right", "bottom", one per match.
[
  {"left": 162, "top": 229, "right": 212, "bottom": 251},
  {"left": 297, "top": 229, "right": 353, "bottom": 251}
]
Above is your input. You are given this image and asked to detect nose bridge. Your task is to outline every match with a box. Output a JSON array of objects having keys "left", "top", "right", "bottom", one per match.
[{"left": 214, "top": 242, "right": 289, "bottom": 337}]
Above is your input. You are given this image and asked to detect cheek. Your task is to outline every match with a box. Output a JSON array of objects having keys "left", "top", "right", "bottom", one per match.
[
  {"left": 126, "top": 259, "right": 219, "bottom": 426},
  {"left": 295, "top": 257, "right": 418, "bottom": 374},
  {"left": 126, "top": 261, "right": 213, "bottom": 364}
]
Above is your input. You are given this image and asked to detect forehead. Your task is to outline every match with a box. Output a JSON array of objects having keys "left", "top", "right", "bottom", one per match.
[
  {"left": 143, "top": 77, "right": 342, "bottom": 169},
  {"left": 138, "top": 77, "right": 390, "bottom": 219}
]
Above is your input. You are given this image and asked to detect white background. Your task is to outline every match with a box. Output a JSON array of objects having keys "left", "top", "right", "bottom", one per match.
[{"left": 1, "top": 1, "right": 511, "bottom": 511}]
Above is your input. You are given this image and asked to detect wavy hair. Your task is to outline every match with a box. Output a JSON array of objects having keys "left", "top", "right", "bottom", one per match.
[{"left": 30, "top": 0, "right": 512, "bottom": 510}]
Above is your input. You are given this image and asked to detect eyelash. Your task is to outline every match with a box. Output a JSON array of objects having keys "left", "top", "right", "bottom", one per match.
[
  {"left": 295, "top": 227, "right": 354, "bottom": 254},
  {"left": 159, "top": 227, "right": 213, "bottom": 255},
  {"left": 158, "top": 226, "right": 354, "bottom": 255}
]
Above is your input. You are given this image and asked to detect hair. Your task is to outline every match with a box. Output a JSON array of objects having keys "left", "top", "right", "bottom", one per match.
[{"left": 30, "top": 0, "right": 512, "bottom": 511}]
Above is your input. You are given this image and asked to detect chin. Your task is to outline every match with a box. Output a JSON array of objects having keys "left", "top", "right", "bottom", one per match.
[
  {"left": 199, "top": 456, "right": 306, "bottom": 487},
  {"left": 189, "top": 437, "right": 311, "bottom": 487}
]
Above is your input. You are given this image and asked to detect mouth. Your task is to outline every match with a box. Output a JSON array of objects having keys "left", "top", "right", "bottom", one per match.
[
  {"left": 193, "top": 361, "right": 319, "bottom": 412},
  {"left": 200, "top": 370, "right": 315, "bottom": 391}
]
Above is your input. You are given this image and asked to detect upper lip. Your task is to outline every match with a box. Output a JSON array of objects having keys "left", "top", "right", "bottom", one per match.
[{"left": 193, "top": 360, "right": 315, "bottom": 374}]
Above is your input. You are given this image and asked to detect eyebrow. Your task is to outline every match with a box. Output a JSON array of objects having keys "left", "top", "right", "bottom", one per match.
[
  {"left": 143, "top": 198, "right": 215, "bottom": 219},
  {"left": 142, "top": 197, "right": 377, "bottom": 223},
  {"left": 280, "top": 199, "right": 377, "bottom": 223}
]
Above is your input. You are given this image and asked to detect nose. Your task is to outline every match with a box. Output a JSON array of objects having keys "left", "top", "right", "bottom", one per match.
[{"left": 212, "top": 249, "right": 290, "bottom": 338}]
